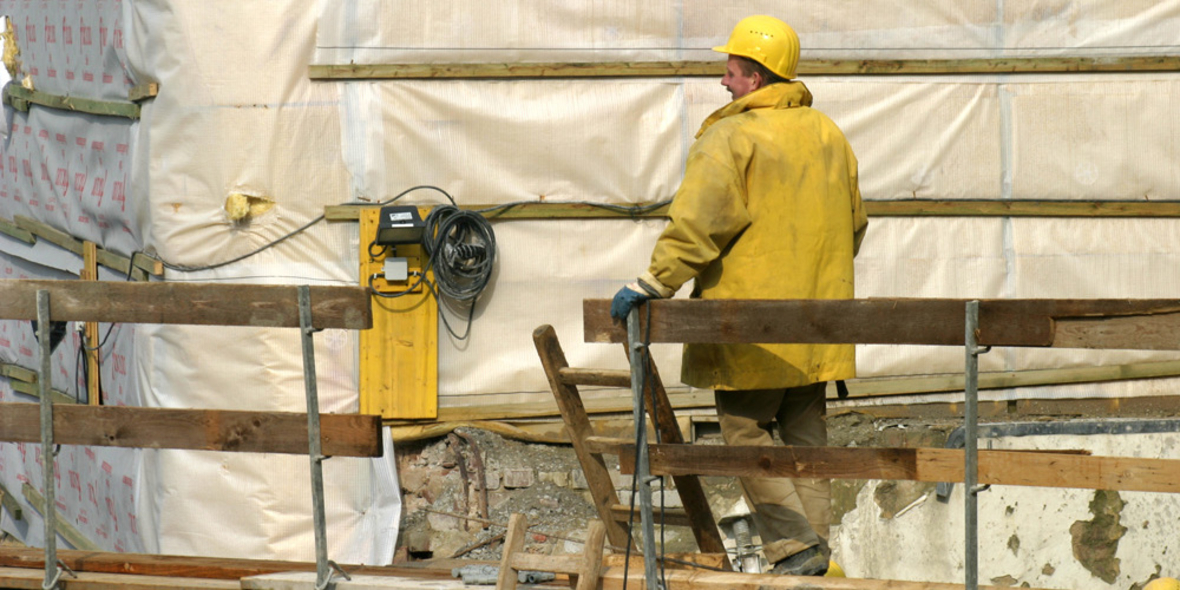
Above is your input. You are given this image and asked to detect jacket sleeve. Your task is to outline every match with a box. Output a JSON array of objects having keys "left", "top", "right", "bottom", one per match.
[
  {"left": 642, "top": 139, "right": 753, "bottom": 296},
  {"left": 848, "top": 146, "right": 868, "bottom": 256}
]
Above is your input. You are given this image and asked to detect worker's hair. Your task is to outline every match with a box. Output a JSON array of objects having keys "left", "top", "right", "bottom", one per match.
[{"left": 734, "top": 56, "right": 788, "bottom": 86}]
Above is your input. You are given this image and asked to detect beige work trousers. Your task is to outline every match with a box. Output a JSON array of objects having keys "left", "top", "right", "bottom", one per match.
[{"left": 714, "top": 382, "right": 830, "bottom": 565}]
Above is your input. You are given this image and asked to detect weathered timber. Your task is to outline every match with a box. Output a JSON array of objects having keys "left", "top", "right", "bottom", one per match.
[
  {"left": 559, "top": 367, "right": 632, "bottom": 388},
  {"left": 0, "top": 403, "right": 383, "bottom": 457},
  {"left": 610, "top": 503, "right": 692, "bottom": 527},
  {"left": 3, "top": 85, "right": 141, "bottom": 118},
  {"left": 0, "top": 280, "right": 372, "bottom": 329},
  {"left": 22, "top": 484, "right": 101, "bottom": 551},
  {"left": 0, "top": 548, "right": 395, "bottom": 580},
  {"left": 599, "top": 441, "right": 1180, "bottom": 494},
  {"left": 584, "top": 298, "right": 1180, "bottom": 350},
  {"left": 129, "top": 82, "right": 160, "bottom": 102},
  {"left": 0, "top": 567, "right": 241, "bottom": 590},
  {"left": 13, "top": 215, "right": 158, "bottom": 280},
  {"left": 0, "top": 216, "right": 35, "bottom": 243},
  {"left": 600, "top": 565, "right": 1050, "bottom": 589},
  {"left": 327, "top": 199, "right": 1180, "bottom": 223},
  {"left": 0, "top": 481, "right": 21, "bottom": 521},
  {"left": 869, "top": 199, "right": 1180, "bottom": 217},
  {"left": 533, "top": 325, "right": 634, "bottom": 550},
  {"left": 844, "top": 359, "right": 1180, "bottom": 400},
  {"left": 309, "top": 56, "right": 1180, "bottom": 80}
]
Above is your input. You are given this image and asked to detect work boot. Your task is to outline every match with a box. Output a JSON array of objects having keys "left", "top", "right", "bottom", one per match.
[{"left": 769, "top": 546, "right": 828, "bottom": 576}]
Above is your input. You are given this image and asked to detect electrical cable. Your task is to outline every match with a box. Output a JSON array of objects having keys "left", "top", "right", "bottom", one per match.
[{"left": 143, "top": 185, "right": 665, "bottom": 341}]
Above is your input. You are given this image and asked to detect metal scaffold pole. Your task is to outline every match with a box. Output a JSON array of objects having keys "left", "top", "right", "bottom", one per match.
[
  {"left": 298, "top": 286, "right": 341, "bottom": 590},
  {"left": 36, "top": 291, "right": 69, "bottom": 590},
  {"left": 963, "top": 300, "right": 987, "bottom": 590},
  {"left": 627, "top": 308, "right": 662, "bottom": 590}
]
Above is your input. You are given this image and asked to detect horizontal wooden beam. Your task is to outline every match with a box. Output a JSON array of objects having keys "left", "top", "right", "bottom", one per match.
[
  {"left": 13, "top": 216, "right": 162, "bottom": 279},
  {"left": 868, "top": 199, "right": 1180, "bottom": 218},
  {"left": 602, "top": 565, "right": 1046, "bottom": 590},
  {"left": 326, "top": 200, "right": 1180, "bottom": 223},
  {"left": 0, "top": 566, "right": 241, "bottom": 590},
  {"left": 598, "top": 440, "right": 1180, "bottom": 494},
  {"left": 584, "top": 298, "right": 1180, "bottom": 350},
  {"left": 0, "top": 548, "right": 458, "bottom": 581},
  {"left": 0, "top": 280, "right": 372, "bottom": 329},
  {"left": 846, "top": 359, "right": 1180, "bottom": 400},
  {"left": 0, "top": 403, "right": 383, "bottom": 457},
  {"left": 3, "top": 85, "right": 141, "bottom": 119},
  {"left": 309, "top": 56, "right": 1180, "bottom": 80}
]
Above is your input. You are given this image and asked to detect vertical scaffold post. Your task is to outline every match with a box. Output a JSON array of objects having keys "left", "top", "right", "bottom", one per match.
[
  {"left": 964, "top": 300, "right": 982, "bottom": 590},
  {"left": 627, "top": 308, "right": 661, "bottom": 590},
  {"left": 298, "top": 286, "right": 333, "bottom": 590},
  {"left": 36, "top": 290, "right": 65, "bottom": 590}
]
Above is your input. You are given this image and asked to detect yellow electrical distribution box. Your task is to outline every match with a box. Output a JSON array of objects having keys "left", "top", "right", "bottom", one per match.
[{"left": 358, "top": 207, "right": 438, "bottom": 419}]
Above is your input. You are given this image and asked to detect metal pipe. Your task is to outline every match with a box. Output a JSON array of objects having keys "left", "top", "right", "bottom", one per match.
[
  {"left": 36, "top": 291, "right": 61, "bottom": 590},
  {"left": 964, "top": 300, "right": 980, "bottom": 590},
  {"left": 298, "top": 286, "right": 332, "bottom": 590},
  {"left": 627, "top": 309, "right": 661, "bottom": 590}
]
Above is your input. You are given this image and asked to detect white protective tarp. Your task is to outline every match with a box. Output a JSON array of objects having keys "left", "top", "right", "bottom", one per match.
[
  {"left": 0, "top": 0, "right": 401, "bottom": 564},
  {"left": 314, "top": 1, "right": 1180, "bottom": 407}
]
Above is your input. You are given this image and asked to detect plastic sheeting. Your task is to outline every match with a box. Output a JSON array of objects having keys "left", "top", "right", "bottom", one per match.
[
  {"left": 0, "top": 0, "right": 401, "bottom": 564},
  {"left": 5, "top": 0, "right": 1180, "bottom": 570}
]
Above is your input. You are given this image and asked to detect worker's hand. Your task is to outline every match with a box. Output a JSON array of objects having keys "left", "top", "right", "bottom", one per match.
[{"left": 610, "top": 283, "right": 651, "bottom": 321}]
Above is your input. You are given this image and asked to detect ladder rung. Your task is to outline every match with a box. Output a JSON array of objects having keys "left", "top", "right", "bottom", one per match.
[
  {"left": 610, "top": 503, "right": 692, "bottom": 527},
  {"left": 558, "top": 367, "right": 631, "bottom": 388}
]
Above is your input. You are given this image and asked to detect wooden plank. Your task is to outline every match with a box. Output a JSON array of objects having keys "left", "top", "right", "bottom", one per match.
[
  {"left": 128, "top": 82, "right": 160, "bottom": 102},
  {"left": 0, "top": 217, "right": 36, "bottom": 243},
  {"left": 358, "top": 207, "right": 438, "bottom": 419},
  {"left": 0, "top": 280, "right": 372, "bottom": 329},
  {"left": 3, "top": 85, "right": 141, "bottom": 119},
  {"left": 0, "top": 548, "right": 460, "bottom": 581},
  {"left": 0, "top": 567, "right": 242, "bottom": 590},
  {"left": 842, "top": 359, "right": 1180, "bottom": 400},
  {"left": 601, "top": 565, "right": 1048, "bottom": 589},
  {"left": 328, "top": 199, "right": 1180, "bottom": 223},
  {"left": 584, "top": 298, "right": 1180, "bottom": 350},
  {"left": 0, "top": 481, "right": 22, "bottom": 521},
  {"left": 533, "top": 324, "right": 634, "bottom": 551},
  {"left": 13, "top": 216, "right": 158, "bottom": 279},
  {"left": 0, "top": 404, "right": 383, "bottom": 457},
  {"left": 603, "top": 442, "right": 1180, "bottom": 494},
  {"left": 610, "top": 503, "right": 691, "bottom": 528},
  {"left": 22, "top": 484, "right": 101, "bottom": 551},
  {"left": 310, "top": 56, "right": 1180, "bottom": 80},
  {"left": 559, "top": 367, "right": 631, "bottom": 388},
  {"left": 867, "top": 199, "right": 1180, "bottom": 218}
]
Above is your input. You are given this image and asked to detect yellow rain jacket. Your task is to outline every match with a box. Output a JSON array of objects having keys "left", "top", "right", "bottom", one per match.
[{"left": 638, "top": 81, "right": 868, "bottom": 390}]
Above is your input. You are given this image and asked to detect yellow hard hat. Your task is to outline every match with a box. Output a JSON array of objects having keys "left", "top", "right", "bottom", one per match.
[
  {"left": 825, "top": 560, "right": 846, "bottom": 577},
  {"left": 713, "top": 15, "right": 800, "bottom": 80},
  {"left": 1145, "top": 578, "right": 1180, "bottom": 590}
]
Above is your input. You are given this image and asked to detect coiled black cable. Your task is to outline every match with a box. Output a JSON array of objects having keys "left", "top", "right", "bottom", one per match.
[{"left": 422, "top": 206, "right": 496, "bottom": 302}]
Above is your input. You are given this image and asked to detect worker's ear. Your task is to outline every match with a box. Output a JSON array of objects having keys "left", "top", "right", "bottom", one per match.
[{"left": 751, "top": 71, "right": 765, "bottom": 90}]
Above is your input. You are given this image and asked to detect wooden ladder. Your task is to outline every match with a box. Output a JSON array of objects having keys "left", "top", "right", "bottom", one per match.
[
  {"left": 496, "top": 513, "right": 605, "bottom": 590},
  {"left": 533, "top": 324, "right": 732, "bottom": 569}
]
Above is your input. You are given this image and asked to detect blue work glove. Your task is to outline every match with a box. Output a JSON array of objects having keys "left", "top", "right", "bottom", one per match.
[{"left": 610, "top": 283, "right": 652, "bottom": 321}]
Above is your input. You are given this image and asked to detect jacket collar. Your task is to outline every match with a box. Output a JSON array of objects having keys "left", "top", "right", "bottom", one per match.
[{"left": 696, "top": 81, "right": 814, "bottom": 138}]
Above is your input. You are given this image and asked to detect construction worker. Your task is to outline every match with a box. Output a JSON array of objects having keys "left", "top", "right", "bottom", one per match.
[{"left": 611, "top": 15, "right": 867, "bottom": 577}]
